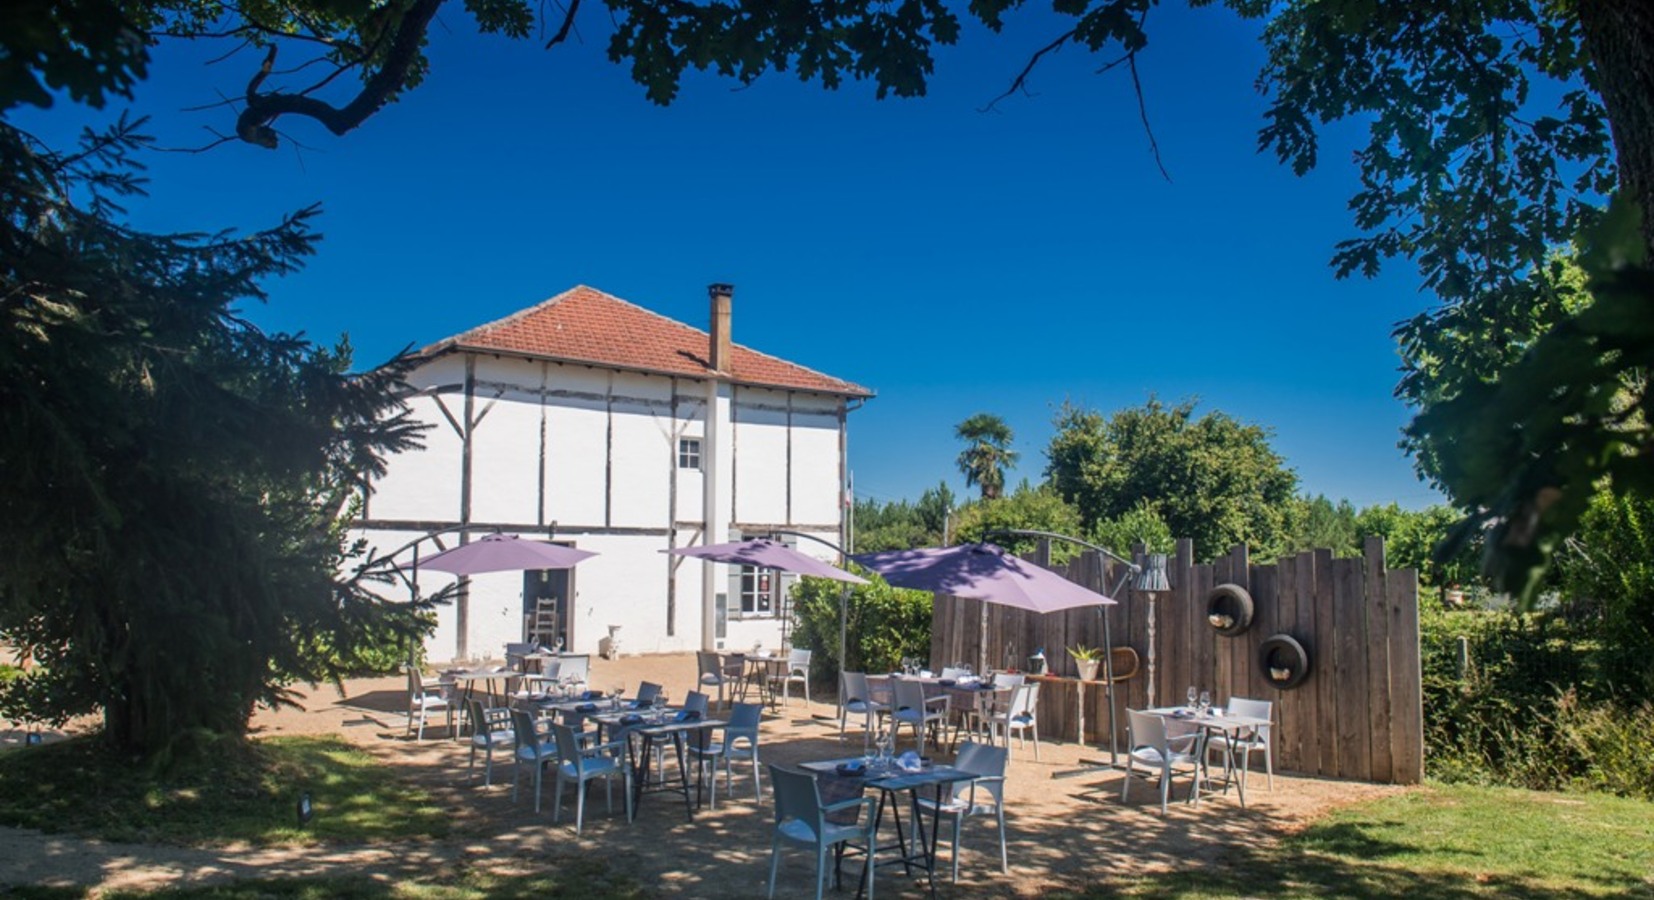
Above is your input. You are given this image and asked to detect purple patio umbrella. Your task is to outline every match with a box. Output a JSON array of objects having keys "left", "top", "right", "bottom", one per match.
[
  {"left": 668, "top": 538, "right": 866, "bottom": 680},
  {"left": 417, "top": 533, "right": 597, "bottom": 575},
  {"left": 665, "top": 538, "right": 868, "bottom": 584},
  {"left": 851, "top": 542, "right": 1115, "bottom": 614}
]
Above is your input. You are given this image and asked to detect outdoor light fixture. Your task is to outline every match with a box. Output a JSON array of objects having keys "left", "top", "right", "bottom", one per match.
[{"left": 1133, "top": 553, "right": 1171, "bottom": 706}]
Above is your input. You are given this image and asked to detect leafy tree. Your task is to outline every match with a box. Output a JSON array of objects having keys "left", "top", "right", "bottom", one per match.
[
  {"left": 0, "top": 116, "right": 433, "bottom": 757},
  {"left": 1286, "top": 495, "right": 1360, "bottom": 558},
  {"left": 954, "top": 413, "right": 1018, "bottom": 500},
  {"left": 1557, "top": 489, "right": 1654, "bottom": 699},
  {"left": 1086, "top": 499, "right": 1173, "bottom": 557},
  {"left": 952, "top": 481, "right": 1082, "bottom": 560},
  {"left": 1045, "top": 398, "right": 1298, "bottom": 562},
  {"left": 913, "top": 481, "right": 957, "bottom": 542}
]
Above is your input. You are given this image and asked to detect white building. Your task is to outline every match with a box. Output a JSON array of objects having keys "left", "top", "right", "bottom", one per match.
[{"left": 357, "top": 284, "right": 872, "bottom": 663}]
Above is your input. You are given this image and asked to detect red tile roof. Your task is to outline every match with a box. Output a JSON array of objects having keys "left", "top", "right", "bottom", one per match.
[{"left": 419, "top": 285, "right": 873, "bottom": 398}]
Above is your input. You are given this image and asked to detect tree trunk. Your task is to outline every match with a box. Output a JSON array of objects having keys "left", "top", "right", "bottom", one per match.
[{"left": 1577, "top": 0, "right": 1654, "bottom": 253}]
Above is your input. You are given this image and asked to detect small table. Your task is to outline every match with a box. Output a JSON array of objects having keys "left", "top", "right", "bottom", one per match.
[
  {"left": 1145, "top": 707, "right": 1270, "bottom": 807},
  {"left": 593, "top": 711, "right": 725, "bottom": 821},
  {"left": 740, "top": 655, "right": 788, "bottom": 707},
  {"left": 801, "top": 757, "right": 975, "bottom": 900}
]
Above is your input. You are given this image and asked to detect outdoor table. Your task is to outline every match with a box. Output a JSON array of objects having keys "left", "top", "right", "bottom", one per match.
[
  {"left": 739, "top": 654, "right": 788, "bottom": 706},
  {"left": 800, "top": 756, "right": 976, "bottom": 900},
  {"left": 1145, "top": 707, "right": 1271, "bottom": 807},
  {"left": 593, "top": 710, "right": 725, "bottom": 821},
  {"left": 445, "top": 668, "right": 511, "bottom": 732}
]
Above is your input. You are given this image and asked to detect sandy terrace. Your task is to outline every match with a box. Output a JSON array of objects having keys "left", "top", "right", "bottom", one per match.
[{"left": 0, "top": 653, "right": 1404, "bottom": 896}]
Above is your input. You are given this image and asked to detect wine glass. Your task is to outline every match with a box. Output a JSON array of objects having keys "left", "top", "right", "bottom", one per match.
[
  {"left": 1198, "top": 690, "right": 1212, "bottom": 715},
  {"left": 659, "top": 688, "right": 671, "bottom": 709},
  {"left": 1186, "top": 685, "right": 1198, "bottom": 710}
]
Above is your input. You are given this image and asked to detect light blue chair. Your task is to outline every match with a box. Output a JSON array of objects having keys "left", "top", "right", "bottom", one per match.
[
  {"left": 510, "top": 709, "right": 559, "bottom": 812},
  {"left": 915, "top": 741, "right": 1009, "bottom": 881},
  {"left": 465, "top": 697, "right": 514, "bottom": 786},
  {"left": 548, "top": 721, "right": 632, "bottom": 834},
  {"left": 766, "top": 765, "right": 876, "bottom": 900},
  {"left": 690, "top": 701, "right": 763, "bottom": 808}
]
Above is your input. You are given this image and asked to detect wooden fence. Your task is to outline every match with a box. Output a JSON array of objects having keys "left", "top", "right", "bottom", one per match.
[{"left": 927, "top": 536, "right": 1423, "bottom": 784}]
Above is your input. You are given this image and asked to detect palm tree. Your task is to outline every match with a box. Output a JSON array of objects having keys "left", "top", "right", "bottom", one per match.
[{"left": 955, "top": 413, "right": 1018, "bottom": 500}]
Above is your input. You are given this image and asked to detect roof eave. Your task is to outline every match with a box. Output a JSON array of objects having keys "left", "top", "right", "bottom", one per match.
[{"left": 423, "top": 342, "right": 875, "bottom": 400}]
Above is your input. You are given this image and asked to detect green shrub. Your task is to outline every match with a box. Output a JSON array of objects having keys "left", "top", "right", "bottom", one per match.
[
  {"left": 790, "top": 572, "right": 931, "bottom": 688},
  {"left": 1554, "top": 690, "right": 1654, "bottom": 800}
]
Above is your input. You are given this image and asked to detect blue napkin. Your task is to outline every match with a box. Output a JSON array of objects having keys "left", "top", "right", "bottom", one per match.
[
  {"left": 835, "top": 760, "right": 866, "bottom": 777},
  {"left": 674, "top": 709, "right": 702, "bottom": 722},
  {"left": 619, "top": 713, "right": 643, "bottom": 725},
  {"left": 582, "top": 690, "right": 603, "bottom": 701},
  {"left": 938, "top": 679, "right": 957, "bottom": 687},
  {"left": 574, "top": 702, "right": 598, "bottom": 713}
]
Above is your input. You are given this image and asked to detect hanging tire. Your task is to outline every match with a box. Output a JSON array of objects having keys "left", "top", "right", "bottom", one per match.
[
  {"left": 1206, "top": 583, "right": 1255, "bottom": 636},
  {"left": 1258, "top": 633, "right": 1311, "bottom": 690}
]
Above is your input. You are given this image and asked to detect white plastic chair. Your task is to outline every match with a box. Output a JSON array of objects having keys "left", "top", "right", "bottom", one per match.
[
  {"left": 548, "top": 720, "right": 632, "bottom": 833},
  {"left": 766, "top": 765, "right": 877, "bottom": 900},
  {"left": 1206, "top": 696, "right": 1274, "bottom": 791},
  {"left": 1123, "top": 709, "right": 1203, "bottom": 814},
  {"left": 698, "top": 650, "right": 734, "bottom": 707},
  {"left": 772, "top": 648, "right": 813, "bottom": 705},
  {"left": 992, "top": 672, "right": 1026, "bottom": 689},
  {"left": 916, "top": 741, "right": 1008, "bottom": 882},
  {"left": 690, "top": 701, "right": 764, "bottom": 808},
  {"left": 405, "top": 666, "right": 452, "bottom": 741},
  {"left": 838, "top": 671, "right": 888, "bottom": 746},
  {"left": 465, "top": 697, "right": 515, "bottom": 786},
  {"left": 890, "top": 679, "right": 948, "bottom": 751},
  {"left": 986, "top": 682, "right": 1041, "bottom": 760}
]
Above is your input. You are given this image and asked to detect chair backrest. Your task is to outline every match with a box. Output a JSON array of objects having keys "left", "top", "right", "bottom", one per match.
[
  {"left": 505, "top": 642, "right": 535, "bottom": 669},
  {"left": 510, "top": 709, "right": 543, "bottom": 750},
  {"left": 721, "top": 652, "right": 746, "bottom": 676},
  {"left": 636, "top": 681, "right": 663, "bottom": 704},
  {"left": 842, "top": 671, "right": 869, "bottom": 704},
  {"left": 893, "top": 679, "right": 928, "bottom": 713},
  {"left": 769, "top": 765, "right": 823, "bottom": 833},
  {"left": 953, "top": 740, "right": 1008, "bottom": 803},
  {"left": 551, "top": 722, "right": 587, "bottom": 772},
  {"left": 1127, "top": 708, "right": 1167, "bottom": 750},
  {"left": 788, "top": 648, "right": 811, "bottom": 673},
  {"left": 1227, "top": 696, "right": 1273, "bottom": 737},
  {"left": 406, "top": 666, "right": 423, "bottom": 697},
  {"left": 939, "top": 667, "right": 967, "bottom": 680},
  {"left": 466, "top": 697, "right": 488, "bottom": 731},
  {"left": 728, "top": 702, "right": 763, "bottom": 742},
  {"left": 993, "top": 672, "right": 1026, "bottom": 689},
  {"left": 538, "top": 660, "right": 562, "bottom": 681},
  {"left": 698, "top": 650, "right": 722, "bottom": 677},
  {"left": 558, "top": 654, "right": 589, "bottom": 682},
  {"left": 683, "top": 690, "right": 710, "bottom": 716},
  {"left": 1014, "top": 682, "right": 1039, "bottom": 716}
]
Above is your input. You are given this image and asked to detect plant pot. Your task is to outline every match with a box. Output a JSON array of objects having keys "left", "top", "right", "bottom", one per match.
[{"left": 1075, "top": 659, "right": 1101, "bottom": 682}]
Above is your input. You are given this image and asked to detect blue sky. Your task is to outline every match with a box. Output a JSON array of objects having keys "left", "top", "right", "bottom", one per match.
[{"left": 24, "top": 3, "right": 1442, "bottom": 510}]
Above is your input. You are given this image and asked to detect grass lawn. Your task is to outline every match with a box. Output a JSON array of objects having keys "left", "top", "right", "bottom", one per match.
[
  {"left": 0, "top": 734, "right": 447, "bottom": 846},
  {"left": 1063, "top": 782, "right": 1654, "bottom": 898}
]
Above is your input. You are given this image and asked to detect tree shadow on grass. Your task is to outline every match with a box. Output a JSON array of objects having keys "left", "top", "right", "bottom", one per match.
[{"left": 1043, "top": 814, "right": 1654, "bottom": 900}]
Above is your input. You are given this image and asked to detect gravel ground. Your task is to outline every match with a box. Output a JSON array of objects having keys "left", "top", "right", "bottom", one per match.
[{"left": 0, "top": 652, "right": 1405, "bottom": 896}]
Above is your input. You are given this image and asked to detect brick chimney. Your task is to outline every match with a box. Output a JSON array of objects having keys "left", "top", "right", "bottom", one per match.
[{"left": 708, "top": 283, "right": 733, "bottom": 373}]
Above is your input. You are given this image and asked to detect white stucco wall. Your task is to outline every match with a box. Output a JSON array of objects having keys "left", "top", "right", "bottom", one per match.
[{"left": 360, "top": 349, "right": 854, "bottom": 664}]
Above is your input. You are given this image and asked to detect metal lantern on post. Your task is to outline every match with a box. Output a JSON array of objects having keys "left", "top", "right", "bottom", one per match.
[{"left": 1134, "top": 553, "right": 1171, "bottom": 707}]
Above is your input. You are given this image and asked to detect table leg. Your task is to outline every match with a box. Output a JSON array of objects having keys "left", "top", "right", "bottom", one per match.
[{"left": 673, "top": 731, "right": 693, "bottom": 821}]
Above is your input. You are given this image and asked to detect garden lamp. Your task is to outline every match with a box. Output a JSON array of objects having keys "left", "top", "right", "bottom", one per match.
[{"left": 1134, "top": 553, "right": 1171, "bottom": 706}]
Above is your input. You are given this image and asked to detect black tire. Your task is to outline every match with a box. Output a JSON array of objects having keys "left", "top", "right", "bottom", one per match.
[
  {"left": 1258, "top": 633, "right": 1311, "bottom": 690},
  {"left": 1206, "top": 583, "right": 1255, "bottom": 636}
]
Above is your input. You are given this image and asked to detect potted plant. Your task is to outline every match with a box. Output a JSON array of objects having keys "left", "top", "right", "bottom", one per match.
[{"left": 1067, "top": 645, "right": 1104, "bottom": 682}]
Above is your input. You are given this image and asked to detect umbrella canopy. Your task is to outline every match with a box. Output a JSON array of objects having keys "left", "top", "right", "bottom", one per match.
[
  {"left": 666, "top": 538, "right": 868, "bottom": 584},
  {"left": 418, "top": 533, "right": 597, "bottom": 575},
  {"left": 851, "top": 542, "right": 1115, "bottom": 613}
]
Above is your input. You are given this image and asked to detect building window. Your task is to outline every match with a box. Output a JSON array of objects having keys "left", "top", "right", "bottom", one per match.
[
  {"left": 739, "top": 566, "right": 774, "bottom": 615},
  {"left": 678, "top": 437, "right": 702, "bottom": 470}
]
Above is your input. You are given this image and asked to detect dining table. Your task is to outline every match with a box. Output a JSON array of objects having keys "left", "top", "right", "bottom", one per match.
[
  {"left": 800, "top": 756, "right": 977, "bottom": 900},
  {"left": 590, "top": 708, "right": 725, "bottom": 821},
  {"left": 866, "top": 674, "right": 1010, "bottom": 750},
  {"left": 1144, "top": 706, "right": 1271, "bottom": 807}
]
